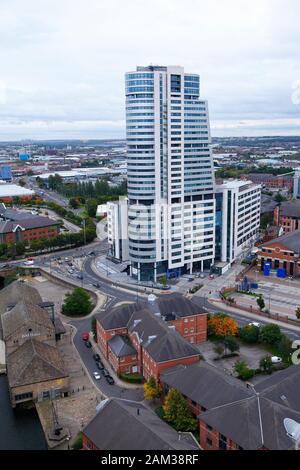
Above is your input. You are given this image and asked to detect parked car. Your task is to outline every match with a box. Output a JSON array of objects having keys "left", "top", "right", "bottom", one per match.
[
  {"left": 106, "top": 375, "right": 115, "bottom": 385},
  {"left": 93, "top": 372, "right": 101, "bottom": 380},
  {"left": 248, "top": 322, "right": 261, "bottom": 328},
  {"left": 93, "top": 282, "right": 101, "bottom": 288},
  {"left": 271, "top": 356, "right": 282, "bottom": 364},
  {"left": 77, "top": 273, "right": 83, "bottom": 280},
  {"left": 102, "top": 368, "right": 109, "bottom": 377},
  {"left": 96, "top": 362, "right": 104, "bottom": 371},
  {"left": 85, "top": 340, "right": 92, "bottom": 348},
  {"left": 93, "top": 354, "right": 100, "bottom": 362},
  {"left": 82, "top": 332, "right": 89, "bottom": 341}
]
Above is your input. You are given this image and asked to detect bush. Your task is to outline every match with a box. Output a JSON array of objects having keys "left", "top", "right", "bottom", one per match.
[
  {"left": 259, "top": 324, "right": 282, "bottom": 345},
  {"left": 234, "top": 361, "right": 255, "bottom": 380},
  {"left": 71, "top": 432, "right": 83, "bottom": 450},
  {"left": 119, "top": 373, "right": 144, "bottom": 384}
]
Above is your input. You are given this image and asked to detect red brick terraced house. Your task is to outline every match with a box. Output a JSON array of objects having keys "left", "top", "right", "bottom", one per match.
[
  {"left": 161, "top": 362, "right": 300, "bottom": 450},
  {"left": 96, "top": 295, "right": 205, "bottom": 379},
  {"left": 256, "top": 230, "right": 300, "bottom": 278},
  {"left": 0, "top": 217, "right": 60, "bottom": 245},
  {"left": 274, "top": 200, "right": 300, "bottom": 233}
]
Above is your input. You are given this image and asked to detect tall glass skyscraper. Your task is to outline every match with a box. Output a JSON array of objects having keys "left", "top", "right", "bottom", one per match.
[{"left": 125, "top": 65, "right": 215, "bottom": 282}]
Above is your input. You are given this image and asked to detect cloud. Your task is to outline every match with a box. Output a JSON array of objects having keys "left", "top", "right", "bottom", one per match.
[{"left": 0, "top": 0, "right": 299, "bottom": 139}]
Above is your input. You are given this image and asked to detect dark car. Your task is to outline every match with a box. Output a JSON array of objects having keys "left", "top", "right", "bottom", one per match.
[
  {"left": 96, "top": 362, "right": 104, "bottom": 370},
  {"left": 102, "top": 368, "right": 109, "bottom": 377},
  {"left": 85, "top": 340, "right": 92, "bottom": 348},
  {"left": 77, "top": 273, "right": 83, "bottom": 280},
  {"left": 105, "top": 375, "right": 115, "bottom": 385},
  {"left": 93, "top": 354, "right": 100, "bottom": 362},
  {"left": 93, "top": 282, "right": 101, "bottom": 288}
]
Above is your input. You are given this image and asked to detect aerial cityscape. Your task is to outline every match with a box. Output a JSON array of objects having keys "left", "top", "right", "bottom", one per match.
[{"left": 0, "top": 0, "right": 300, "bottom": 461}]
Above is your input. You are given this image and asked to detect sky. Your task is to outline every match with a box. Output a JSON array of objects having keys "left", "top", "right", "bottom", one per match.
[{"left": 0, "top": 0, "right": 300, "bottom": 140}]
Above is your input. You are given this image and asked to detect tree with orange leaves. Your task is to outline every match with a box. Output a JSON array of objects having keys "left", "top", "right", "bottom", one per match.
[{"left": 208, "top": 313, "right": 238, "bottom": 338}]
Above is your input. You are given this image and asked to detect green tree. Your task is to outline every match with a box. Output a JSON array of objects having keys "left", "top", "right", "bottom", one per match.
[
  {"left": 224, "top": 336, "right": 240, "bottom": 355},
  {"left": 259, "top": 324, "right": 282, "bottom": 345},
  {"left": 143, "top": 377, "right": 162, "bottom": 401},
  {"left": 276, "top": 335, "right": 292, "bottom": 361},
  {"left": 163, "top": 389, "right": 197, "bottom": 432},
  {"left": 86, "top": 198, "right": 98, "bottom": 217},
  {"left": 234, "top": 361, "right": 255, "bottom": 380},
  {"left": 91, "top": 315, "right": 97, "bottom": 341},
  {"left": 239, "top": 325, "right": 260, "bottom": 344},
  {"left": 15, "top": 241, "right": 26, "bottom": 256},
  {"left": 259, "top": 355, "right": 273, "bottom": 374},
  {"left": 69, "top": 197, "right": 79, "bottom": 209},
  {"left": 213, "top": 342, "right": 225, "bottom": 358},
  {"left": 61, "top": 288, "right": 93, "bottom": 317},
  {"left": 256, "top": 294, "right": 265, "bottom": 311}
]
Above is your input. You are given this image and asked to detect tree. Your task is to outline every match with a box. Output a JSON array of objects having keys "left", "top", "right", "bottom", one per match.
[
  {"left": 208, "top": 314, "right": 238, "bottom": 338},
  {"left": 213, "top": 342, "right": 225, "bottom": 358},
  {"left": 15, "top": 241, "right": 26, "bottom": 256},
  {"left": 86, "top": 198, "right": 98, "bottom": 217},
  {"left": 296, "top": 307, "right": 300, "bottom": 320},
  {"left": 224, "top": 336, "right": 240, "bottom": 355},
  {"left": 256, "top": 294, "right": 265, "bottom": 311},
  {"left": 91, "top": 315, "right": 97, "bottom": 341},
  {"left": 259, "top": 355, "right": 273, "bottom": 374},
  {"left": 61, "top": 288, "right": 93, "bottom": 317},
  {"left": 163, "top": 389, "right": 197, "bottom": 432},
  {"left": 239, "top": 325, "right": 260, "bottom": 344},
  {"left": 276, "top": 335, "right": 292, "bottom": 361},
  {"left": 259, "top": 324, "right": 282, "bottom": 345},
  {"left": 143, "top": 377, "right": 162, "bottom": 401},
  {"left": 234, "top": 361, "right": 255, "bottom": 380},
  {"left": 69, "top": 197, "right": 79, "bottom": 209}
]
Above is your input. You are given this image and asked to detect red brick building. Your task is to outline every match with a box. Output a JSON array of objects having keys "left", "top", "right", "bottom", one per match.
[
  {"left": 256, "top": 230, "right": 300, "bottom": 277},
  {"left": 274, "top": 200, "right": 300, "bottom": 233},
  {"left": 243, "top": 173, "right": 293, "bottom": 190},
  {"left": 161, "top": 362, "right": 300, "bottom": 450},
  {"left": 0, "top": 213, "right": 60, "bottom": 244},
  {"left": 96, "top": 295, "right": 205, "bottom": 379}
]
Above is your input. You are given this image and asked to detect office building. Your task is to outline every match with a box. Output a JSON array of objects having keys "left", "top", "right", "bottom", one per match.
[
  {"left": 293, "top": 169, "right": 300, "bottom": 199},
  {"left": 0, "top": 165, "right": 12, "bottom": 181},
  {"left": 124, "top": 65, "right": 215, "bottom": 281},
  {"left": 107, "top": 198, "right": 129, "bottom": 261},
  {"left": 215, "top": 180, "right": 261, "bottom": 265}
]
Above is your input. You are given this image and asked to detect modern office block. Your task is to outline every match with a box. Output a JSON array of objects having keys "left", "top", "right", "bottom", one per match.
[
  {"left": 124, "top": 65, "right": 215, "bottom": 282},
  {"left": 215, "top": 180, "right": 261, "bottom": 264},
  {"left": 107, "top": 198, "right": 129, "bottom": 262},
  {"left": 293, "top": 170, "right": 300, "bottom": 199}
]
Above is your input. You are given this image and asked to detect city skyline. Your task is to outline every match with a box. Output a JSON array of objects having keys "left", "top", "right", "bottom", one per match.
[{"left": 0, "top": 0, "right": 300, "bottom": 140}]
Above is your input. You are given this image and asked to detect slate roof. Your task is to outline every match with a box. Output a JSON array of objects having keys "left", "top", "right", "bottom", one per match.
[
  {"left": 0, "top": 216, "right": 59, "bottom": 234},
  {"left": 279, "top": 200, "right": 300, "bottom": 218},
  {"left": 7, "top": 338, "right": 67, "bottom": 388},
  {"left": 0, "top": 281, "right": 42, "bottom": 314},
  {"left": 108, "top": 335, "right": 136, "bottom": 358},
  {"left": 127, "top": 308, "right": 200, "bottom": 363},
  {"left": 97, "top": 298, "right": 201, "bottom": 363},
  {"left": 161, "top": 362, "right": 252, "bottom": 409},
  {"left": 1, "top": 300, "right": 55, "bottom": 340},
  {"left": 0, "top": 208, "right": 37, "bottom": 221},
  {"left": 262, "top": 229, "right": 300, "bottom": 252},
  {"left": 83, "top": 398, "right": 200, "bottom": 450},
  {"left": 155, "top": 294, "right": 205, "bottom": 319}
]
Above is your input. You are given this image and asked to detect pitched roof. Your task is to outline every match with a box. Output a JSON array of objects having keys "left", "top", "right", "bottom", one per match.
[
  {"left": 96, "top": 302, "right": 140, "bottom": 330},
  {"left": 197, "top": 364, "right": 300, "bottom": 450},
  {"left": 262, "top": 229, "right": 300, "bottom": 252},
  {"left": 83, "top": 398, "right": 200, "bottom": 450},
  {"left": 161, "top": 362, "right": 252, "bottom": 409},
  {"left": 7, "top": 338, "right": 67, "bottom": 388},
  {"left": 0, "top": 216, "right": 59, "bottom": 234},
  {"left": 279, "top": 200, "right": 300, "bottom": 218},
  {"left": 0, "top": 281, "right": 42, "bottom": 314},
  {"left": 108, "top": 335, "right": 136, "bottom": 357},
  {"left": 155, "top": 294, "right": 205, "bottom": 319},
  {"left": 1, "top": 300, "right": 54, "bottom": 339}
]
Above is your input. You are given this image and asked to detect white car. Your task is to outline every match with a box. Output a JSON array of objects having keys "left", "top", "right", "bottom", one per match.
[
  {"left": 248, "top": 322, "right": 261, "bottom": 328},
  {"left": 93, "top": 372, "right": 101, "bottom": 380},
  {"left": 24, "top": 259, "right": 34, "bottom": 266},
  {"left": 271, "top": 356, "right": 282, "bottom": 364}
]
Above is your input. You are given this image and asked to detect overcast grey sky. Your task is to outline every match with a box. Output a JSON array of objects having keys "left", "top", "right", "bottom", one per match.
[{"left": 0, "top": 0, "right": 299, "bottom": 140}]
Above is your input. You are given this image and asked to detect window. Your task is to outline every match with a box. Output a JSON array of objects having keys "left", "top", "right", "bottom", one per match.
[
  {"left": 206, "top": 437, "right": 212, "bottom": 448},
  {"left": 206, "top": 424, "right": 213, "bottom": 432},
  {"left": 15, "top": 392, "right": 33, "bottom": 402},
  {"left": 219, "top": 433, "right": 227, "bottom": 450}
]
